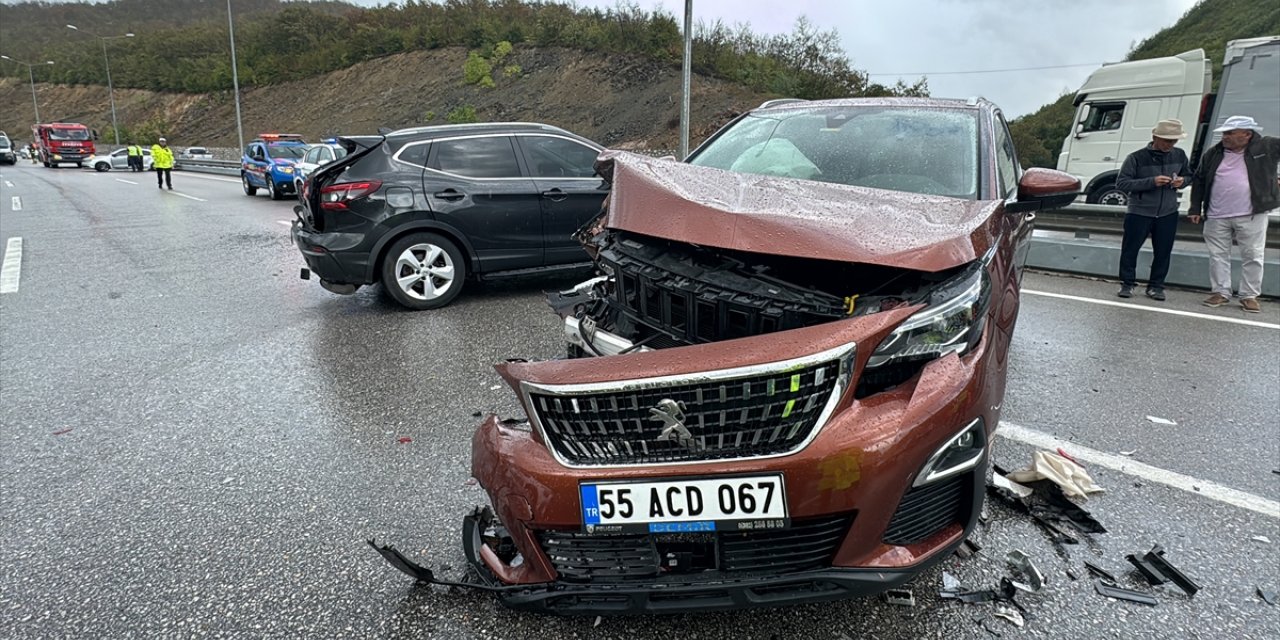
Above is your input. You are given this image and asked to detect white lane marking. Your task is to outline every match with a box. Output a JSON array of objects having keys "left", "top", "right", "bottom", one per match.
[
  {"left": 10, "top": 196, "right": 20, "bottom": 211},
  {"left": 168, "top": 192, "right": 207, "bottom": 202},
  {"left": 998, "top": 421, "right": 1280, "bottom": 519},
  {"left": 115, "top": 178, "right": 139, "bottom": 185},
  {"left": 178, "top": 172, "right": 241, "bottom": 184},
  {"left": 4, "top": 180, "right": 14, "bottom": 188},
  {"left": 0, "top": 237, "right": 22, "bottom": 294},
  {"left": 1023, "top": 289, "right": 1279, "bottom": 330},
  {"left": 276, "top": 220, "right": 292, "bottom": 227}
]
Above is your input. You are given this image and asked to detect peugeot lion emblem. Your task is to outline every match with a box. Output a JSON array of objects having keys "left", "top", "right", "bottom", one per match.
[{"left": 649, "top": 398, "right": 698, "bottom": 449}]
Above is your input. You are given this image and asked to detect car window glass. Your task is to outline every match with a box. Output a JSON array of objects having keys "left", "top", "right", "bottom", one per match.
[
  {"left": 397, "top": 142, "right": 429, "bottom": 167},
  {"left": 521, "top": 136, "right": 599, "bottom": 178},
  {"left": 303, "top": 147, "right": 318, "bottom": 163},
  {"left": 995, "top": 117, "right": 1019, "bottom": 198},
  {"left": 1080, "top": 103, "right": 1124, "bottom": 133},
  {"left": 320, "top": 148, "right": 333, "bottom": 163},
  {"left": 431, "top": 137, "right": 520, "bottom": 178},
  {"left": 689, "top": 107, "right": 979, "bottom": 199}
]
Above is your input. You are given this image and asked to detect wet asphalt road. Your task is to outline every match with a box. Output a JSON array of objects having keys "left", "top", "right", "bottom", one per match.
[{"left": 1, "top": 162, "right": 1277, "bottom": 639}]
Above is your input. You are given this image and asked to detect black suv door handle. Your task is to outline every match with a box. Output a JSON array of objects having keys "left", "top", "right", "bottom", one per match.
[
  {"left": 541, "top": 188, "right": 568, "bottom": 202},
  {"left": 433, "top": 189, "right": 465, "bottom": 201}
]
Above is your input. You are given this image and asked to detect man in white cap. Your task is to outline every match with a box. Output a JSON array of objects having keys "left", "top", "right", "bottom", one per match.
[
  {"left": 151, "top": 136, "right": 175, "bottom": 190},
  {"left": 1114, "top": 119, "right": 1192, "bottom": 300},
  {"left": 1189, "top": 115, "right": 1280, "bottom": 313}
]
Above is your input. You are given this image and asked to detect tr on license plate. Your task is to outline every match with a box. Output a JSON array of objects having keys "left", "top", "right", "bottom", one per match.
[{"left": 580, "top": 474, "right": 787, "bottom": 534}]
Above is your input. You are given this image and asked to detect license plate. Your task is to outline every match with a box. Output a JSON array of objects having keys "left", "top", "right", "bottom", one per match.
[{"left": 580, "top": 474, "right": 787, "bottom": 534}]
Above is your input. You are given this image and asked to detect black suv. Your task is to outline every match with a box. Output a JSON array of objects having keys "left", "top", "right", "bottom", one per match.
[{"left": 291, "top": 123, "right": 607, "bottom": 309}]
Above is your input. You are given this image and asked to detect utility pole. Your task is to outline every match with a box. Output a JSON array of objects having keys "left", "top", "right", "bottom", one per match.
[
  {"left": 66, "top": 25, "right": 133, "bottom": 146},
  {"left": 1, "top": 56, "right": 54, "bottom": 124}
]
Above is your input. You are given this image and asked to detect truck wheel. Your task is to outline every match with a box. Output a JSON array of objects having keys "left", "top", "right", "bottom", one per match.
[
  {"left": 1087, "top": 183, "right": 1127, "bottom": 207},
  {"left": 95, "top": 162, "right": 110, "bottom": 172},
  {"left": 242, "top": 173, "right": 257, "bottom": 196},
  {"left": 380, "top": 233, "right": 466, "bottom": 310}
]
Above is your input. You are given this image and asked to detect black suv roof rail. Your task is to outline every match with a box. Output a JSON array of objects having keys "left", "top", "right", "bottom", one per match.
[
  {"left": 386, "top": 121, "right": 572, "bottom": 138},
  {"left": 757, "top": 98, "right": 808, "bottom": 109}
]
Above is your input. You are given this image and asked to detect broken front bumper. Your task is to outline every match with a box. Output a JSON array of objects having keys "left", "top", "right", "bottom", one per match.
[{"left": 467, "top": 308, "right": 1014, "bottom": 614}]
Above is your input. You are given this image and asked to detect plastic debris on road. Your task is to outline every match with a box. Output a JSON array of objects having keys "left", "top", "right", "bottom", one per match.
[
  {"left": 1250, "top": 536, "right": 1271, "bottom": 544},
  {"left": 1145, "top": 415, "right": 1177, "bottom": 425},
  {"left": 993, "top": 606, "right": 1025, "bottom": 627}
]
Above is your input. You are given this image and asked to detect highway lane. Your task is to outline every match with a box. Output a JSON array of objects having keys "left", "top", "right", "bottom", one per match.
[{"left": 1, "top": 161, "right": 1277, "bottom": 639}]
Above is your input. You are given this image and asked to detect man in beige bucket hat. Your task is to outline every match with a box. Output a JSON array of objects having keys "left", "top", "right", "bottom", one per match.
[{"left": 1114, "top": 118, "right": 1192, "bottom": 300}]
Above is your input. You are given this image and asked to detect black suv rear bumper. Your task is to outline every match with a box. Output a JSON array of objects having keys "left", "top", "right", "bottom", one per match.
[{"left": 291, "top": 222, "right": 372, "bottom": 288}]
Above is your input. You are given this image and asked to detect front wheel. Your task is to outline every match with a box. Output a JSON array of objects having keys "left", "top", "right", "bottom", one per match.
[
  {"left": 95, "top": 162, "right": 110, "bottom": 172},
  {"left": 242, "top": 173, "right": 257, "bottom": 196},
  {"left": 380, "top": 233, "right": 467, "bottom": 310},
  {"left": 267, "top": 178, "right": 282, "bottom": 201},
  {"left": 1087, "top": 183, "right": 1127, "bottom": 207}
]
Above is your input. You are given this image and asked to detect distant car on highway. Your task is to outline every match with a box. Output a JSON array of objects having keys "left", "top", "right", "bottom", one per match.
[
  {"left": 293, "top": 139, "right": 348, "bottom": 197},
  {"left": 180, "top": 146, "right": 214, "bottom": 160},
  {"left": 292, "top": 122, "right": 607, "bottom": 310},
  {"left": 92, "top": 147, "right": 153, "bottom": 172},
  {"left": 241, "top": 133, "right": 308, "bottom": 200},
  {"left": 0, "top": 132, "right": 15, "bottom": 164}
]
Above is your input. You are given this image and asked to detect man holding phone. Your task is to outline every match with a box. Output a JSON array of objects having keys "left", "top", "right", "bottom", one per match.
[{"left": 1114, "top": 119, "right": 1192, "bottom": 300}]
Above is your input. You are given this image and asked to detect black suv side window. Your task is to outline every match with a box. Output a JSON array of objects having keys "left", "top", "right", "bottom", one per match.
[
  {"left": 430, "top": 136, "right": 520, "bottom": 178},
  {"left": 519, "top": 135, "right": 599, "bottom": 178},
  {"left": 396, "top": 141, "right": 430, "bottom": 168}
]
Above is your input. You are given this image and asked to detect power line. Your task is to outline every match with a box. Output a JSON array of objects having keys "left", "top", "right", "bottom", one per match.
[{"left": 868, "top": 62, "right": 1110, "bottom": 77}]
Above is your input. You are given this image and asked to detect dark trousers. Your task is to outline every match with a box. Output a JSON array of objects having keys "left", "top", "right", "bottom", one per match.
[
  {"left": 155, "top": 168, "right": 172, "bottom": 188},
  {"left": 1119, "top": 212, "right": 1178, "bottom": 288},
  {"left": 128, "top": 156, "right": 141, "bottom": 172}
]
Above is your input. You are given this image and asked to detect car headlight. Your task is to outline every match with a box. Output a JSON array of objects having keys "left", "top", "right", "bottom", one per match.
[
  {"left": 278, "top": 166, "right": 294, "bottom": 174},
  {"left": 865, "top": 263, "right": 991, "bottom": 370},
  {"left": 913, "top": 418, "right": 986, "bottom": 486}
]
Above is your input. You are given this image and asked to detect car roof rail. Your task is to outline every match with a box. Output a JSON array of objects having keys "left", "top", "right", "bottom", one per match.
[
  {"left": 758, "top": 98, "right": 808, "bottom": 109},
  {"left": 965, "top": 96, "right": 982, "bottom": 106}
]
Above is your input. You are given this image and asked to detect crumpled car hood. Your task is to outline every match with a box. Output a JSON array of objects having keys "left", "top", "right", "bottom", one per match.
[{"left": 596, "top": 151, "right": 999, "bottom": 272}]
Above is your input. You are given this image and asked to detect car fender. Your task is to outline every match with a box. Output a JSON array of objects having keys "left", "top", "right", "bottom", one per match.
[{"left": 365, "top": 218, "right": 480, "bottom": 283}]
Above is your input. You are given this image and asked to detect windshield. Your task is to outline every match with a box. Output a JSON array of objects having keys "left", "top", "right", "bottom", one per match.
[
  {"left": 689, "top": 106, "right": 980, "bottom": 199},
  {"left": 0, "top": 136, "right": 10, "bottom": 149},
  {"left": 49, "top": 129, "right": 91, "bottom": 141},
  {"left": 268, "top": 144, "right": 307, "bottom": 159}
]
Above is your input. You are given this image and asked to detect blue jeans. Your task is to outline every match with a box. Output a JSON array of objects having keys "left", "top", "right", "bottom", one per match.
[{"left": 1119, "top": 213, "right": 1178, "bottom": 289}]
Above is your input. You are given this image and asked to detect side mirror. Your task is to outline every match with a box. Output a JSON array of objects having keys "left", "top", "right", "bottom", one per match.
[{"left": 1007, "top": 168, "right": 1081, "bottom": 213}]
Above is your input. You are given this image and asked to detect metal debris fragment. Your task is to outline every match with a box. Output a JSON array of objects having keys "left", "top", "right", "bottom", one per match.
[
  {"left": 942, "top": 572, "right": 963, "bottom": 592},
  {"left": 1006, "top": 550, "right": 1045, "bottom": 592},
  {"left": 1145, "top": 415, "right": 1177, "bottom": 425},
  {"left": 1250, "top": 535, "right": 1271, "bottom": 544},
  {"left": 1258, "top": 587, "right": 1277, "bottom": 606}
]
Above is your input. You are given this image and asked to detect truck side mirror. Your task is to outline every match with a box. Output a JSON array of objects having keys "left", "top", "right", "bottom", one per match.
[{"left": 1074, "top": 122, "right": 1085, "bottom": 138}]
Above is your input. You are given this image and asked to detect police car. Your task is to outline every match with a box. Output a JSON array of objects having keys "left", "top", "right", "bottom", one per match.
[
  {"left": 241, "top": 133, "right": 308, "bottom": 200},
  {"left": 292, "top": 138, "right": 348, "bottom": 198}
]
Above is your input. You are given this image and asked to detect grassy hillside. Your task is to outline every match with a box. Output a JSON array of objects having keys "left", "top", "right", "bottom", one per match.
[{"left": 1010, "top": 0, "right": 1280, "bottom": 168}]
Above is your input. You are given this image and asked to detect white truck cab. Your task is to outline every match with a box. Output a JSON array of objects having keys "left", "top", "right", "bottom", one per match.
[{"left": 1058, "top": 37, "right": 1280, "bottom": 209}]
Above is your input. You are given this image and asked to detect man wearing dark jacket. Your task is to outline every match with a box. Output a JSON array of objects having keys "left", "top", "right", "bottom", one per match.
[
  {"left": 1115, "top": 119, "right": 1192, "bottom": 300},
  {"left": 1188, "top": 115, "right": 1280, "bottom": 313}
]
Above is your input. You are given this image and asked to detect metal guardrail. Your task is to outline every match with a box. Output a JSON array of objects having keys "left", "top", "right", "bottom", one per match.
[{"left": 174, "top": 158, "right": 241, "bottom": 176}]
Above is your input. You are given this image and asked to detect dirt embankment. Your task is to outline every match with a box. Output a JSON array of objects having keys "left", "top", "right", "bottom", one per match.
[{"left": 0, "top": 47, "right": 770, "bottom": 150}]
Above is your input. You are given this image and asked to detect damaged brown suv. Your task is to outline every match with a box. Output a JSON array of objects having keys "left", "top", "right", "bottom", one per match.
[{"left": 376, "top": 98, "right": 1080, "bottom": 614}]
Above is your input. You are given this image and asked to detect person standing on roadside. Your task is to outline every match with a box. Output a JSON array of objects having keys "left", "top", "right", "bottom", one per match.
[
  {"left": 1188, "top": 115, "right": 1280, "bottom": 313},
  {"left": 126, "top": 141, "right": 143, "bottom": 172},
  {"left": 1114, "top": 119, "right": 1192, "bottom": 301},
  {"left": 151, "top": 137, "right": 174, "bottom": 190}
]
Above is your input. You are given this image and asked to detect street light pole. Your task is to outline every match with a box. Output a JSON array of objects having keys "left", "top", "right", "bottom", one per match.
[
  {"left": 228, "top": 0, "right": 246, "bottom": 153},
  {"left": 0, "top": 55, "right": 54, "bottom": 124},
  {"left": 680, "top": 0, "right": 692, "bottom": 159},
  {"left": 66, "top": 25, "right": 133, "bottom": 146}
]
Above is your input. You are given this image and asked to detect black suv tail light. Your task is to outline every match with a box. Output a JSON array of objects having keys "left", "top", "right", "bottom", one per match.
[{"left": 319, "top": 180, "right": 382, "bottom": 211}]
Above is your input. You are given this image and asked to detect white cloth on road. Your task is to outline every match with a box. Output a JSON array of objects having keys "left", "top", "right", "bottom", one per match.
[{"left": 1007, "top": 450, "right": 1106, "bottom": 499}]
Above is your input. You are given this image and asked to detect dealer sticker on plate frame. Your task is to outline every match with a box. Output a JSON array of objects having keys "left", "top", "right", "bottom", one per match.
[{"left": 580, "top": 474, "right": 788, "bottom": 534}]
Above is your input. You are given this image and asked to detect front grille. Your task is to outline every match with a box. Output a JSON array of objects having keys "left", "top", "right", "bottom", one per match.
[
  {"left": 539, "top": 514, "right": 851, "bottom": 583},
  {"left": 600, "top": 235, "right": 847, "bottom": 347},
  {"left": 882, "top": 474, "right": 968, "bottom": 545},
  {"left": 527, "top": 355, "right": 846, "bottom": 465}
]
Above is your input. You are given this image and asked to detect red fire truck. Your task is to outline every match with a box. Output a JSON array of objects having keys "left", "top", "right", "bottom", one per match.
[{"left": 32, "top": 122, "right": 96, "bottom": 168}]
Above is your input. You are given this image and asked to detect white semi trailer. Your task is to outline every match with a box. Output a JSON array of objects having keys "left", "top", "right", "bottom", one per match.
[{"left": 1057, "top": 36, "right": 1279, "bottom": 209}]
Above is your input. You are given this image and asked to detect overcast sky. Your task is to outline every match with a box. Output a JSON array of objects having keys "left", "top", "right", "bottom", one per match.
[{"left": 11, "top": 0, "right": 1200, "bottom": 117}]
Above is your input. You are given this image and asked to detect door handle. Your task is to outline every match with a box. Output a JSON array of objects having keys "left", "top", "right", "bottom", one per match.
[
  {"left": 433, "top": 189, "right": 465, "bottom": 201},
  {"left": 541, "top": 188, "right": 568, "bottom": 202}
]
